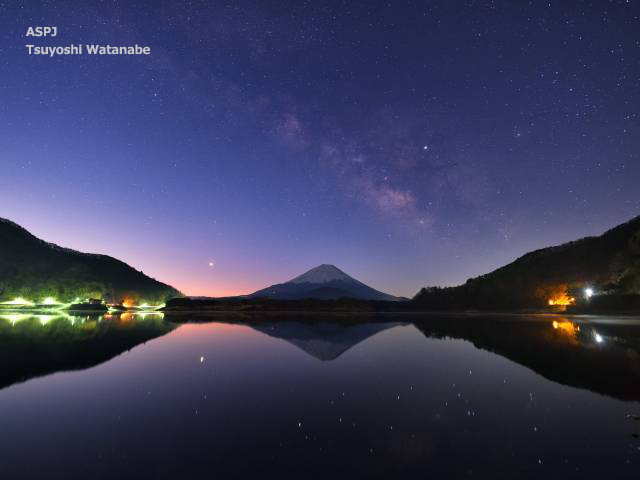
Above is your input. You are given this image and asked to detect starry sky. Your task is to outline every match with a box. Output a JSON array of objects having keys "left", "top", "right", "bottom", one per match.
[{"left": 1, "top": 1, "right": 639, "bottom": 297}]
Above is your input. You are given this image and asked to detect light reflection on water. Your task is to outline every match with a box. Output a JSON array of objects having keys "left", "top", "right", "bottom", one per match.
[{"left": 0, "top": 313, "right": 639, "bottom": 479}]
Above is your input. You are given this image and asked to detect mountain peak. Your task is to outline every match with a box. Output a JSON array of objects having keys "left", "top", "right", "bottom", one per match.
[
  {"left": 249, "top": 264, "right": 402, "bottom": 301},
  {"left": 289, "top": 264, "right": 355, "bottom": 284}
]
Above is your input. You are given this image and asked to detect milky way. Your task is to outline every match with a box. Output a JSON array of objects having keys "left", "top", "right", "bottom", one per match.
[{"left": 2, "top": 1, "right": 639, "bottom": 296}]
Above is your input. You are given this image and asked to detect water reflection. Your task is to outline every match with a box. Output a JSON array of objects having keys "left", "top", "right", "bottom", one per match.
[
  {"left": 1, "top": 313, "right": 640, "bottom": 402},
  {"left": 251, "top": 321, "right": 405, "bottom": 360},
  {"left": 0, "top": 311, "right": 175, "bottom": 390},
  {"left": 239, "top": 315, "right": 640, "bottom": 401},
  {"left": 552, "top": 319, "right": 580, "bottom": 340},
  {"left": 0, "top": 314, "right": 639, "bottom": 479},
  {"left": 413, "top": 315, "right": 640, "bottom": 401}
]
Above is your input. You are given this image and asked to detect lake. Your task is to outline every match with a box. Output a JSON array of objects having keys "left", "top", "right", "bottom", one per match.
[{"left": 1, "top": 312, "right": 639, "bottom": 479}]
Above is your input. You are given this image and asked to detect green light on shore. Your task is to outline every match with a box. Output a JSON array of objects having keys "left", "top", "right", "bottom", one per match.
[
  {"left": 135, "top": 312, "right": 165, "bottom": 320},
  {"left": 138, "top": 303, "right": 165, "bottom": 311},
  {"left": 42, "top": 297, "right": 59, "bottom": 305},
  {"left": 1, "top": 297, "right": 35, "bottom": 306}
]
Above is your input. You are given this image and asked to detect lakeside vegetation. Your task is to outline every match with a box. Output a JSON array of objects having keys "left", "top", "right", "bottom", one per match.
[
  {"left": 0, "top": 218, "right": 181, "bottom": 305},
  {"left": 413, "top": 216, "right": 640, "bottom": 311}
]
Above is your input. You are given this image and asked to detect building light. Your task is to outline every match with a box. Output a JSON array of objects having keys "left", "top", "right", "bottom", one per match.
[
  {"left": 584, "top": 287, "right": 594, "bottom": 299},
  {"left": 548, "top": 294, "right": 575, "bottom": 306}
]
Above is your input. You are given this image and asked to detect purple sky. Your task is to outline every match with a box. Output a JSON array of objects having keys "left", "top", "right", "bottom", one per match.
[{"left": 2, "top": 1, "right": 639, "bottom": 297}]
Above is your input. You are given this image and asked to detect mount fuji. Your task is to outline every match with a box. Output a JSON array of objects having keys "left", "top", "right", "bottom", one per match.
[{"left": 248, "top": 264, "right": 403, "bottom": 301}]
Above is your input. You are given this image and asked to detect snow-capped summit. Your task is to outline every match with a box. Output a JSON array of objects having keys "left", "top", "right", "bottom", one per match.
[
  {"left": 249, "top": 264, "right": 402, "bottom": 301},
  {"left": 289, "top": 264, "right": 354, "bottom": 284}
]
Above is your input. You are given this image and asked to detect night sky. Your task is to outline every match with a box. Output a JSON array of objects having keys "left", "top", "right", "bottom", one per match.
[{"left": 2, "top": 1, "right": 639, "bottom": 297}]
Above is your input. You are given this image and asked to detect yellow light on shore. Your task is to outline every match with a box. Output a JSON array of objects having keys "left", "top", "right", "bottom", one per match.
[{"left": 548, "top": 294, "right": 575, "bottom": 307}]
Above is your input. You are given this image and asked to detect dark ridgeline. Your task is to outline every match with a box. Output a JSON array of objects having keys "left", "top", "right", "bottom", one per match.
[
  {"left": 0, "top": 217, "right": 181, "bottom": 304},
  {"left": 3, "top": 214, "right": 640, "bottom": 313},
  {"left": 414, "top": 215, "right": 640, "bottom": 311},
  {"left": 163, "top": 296, "right": 409, "bottom": 312},
  {"left": 167, "top": 216, "right": 640, "bottom": 313}
]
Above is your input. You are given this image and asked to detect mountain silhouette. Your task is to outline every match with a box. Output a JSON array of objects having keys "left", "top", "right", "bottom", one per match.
[
  {"left": 414, "top": 215, "right": 640, "bottom": 310},
  {"left": 0, "top": 217, "right": 181, "bottom": 303},
  {"left": 249, "top": 264, "right": 402, "bottom": 301}
]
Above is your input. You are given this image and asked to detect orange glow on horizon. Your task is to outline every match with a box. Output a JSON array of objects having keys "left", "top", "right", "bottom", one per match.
[{"left": 173, "top": 282, "right": 259, "bottom": 298}]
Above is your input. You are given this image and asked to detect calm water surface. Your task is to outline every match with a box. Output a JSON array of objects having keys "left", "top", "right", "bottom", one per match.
[{"left": 1, "top": 312, "right": 639, "bottom": 479}]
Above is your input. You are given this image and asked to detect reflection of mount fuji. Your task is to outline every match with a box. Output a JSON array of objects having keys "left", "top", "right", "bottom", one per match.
[{"left": 251, "top": 321, "right": 404, "bottom": 361}]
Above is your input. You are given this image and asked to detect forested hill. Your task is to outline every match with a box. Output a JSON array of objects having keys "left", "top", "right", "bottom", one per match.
[
  {"left": 0, "top": 217, "right": 181, "bottom": 303},
  {"left": 414, "top": 216, "right": 640, "bottom": 310}
]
